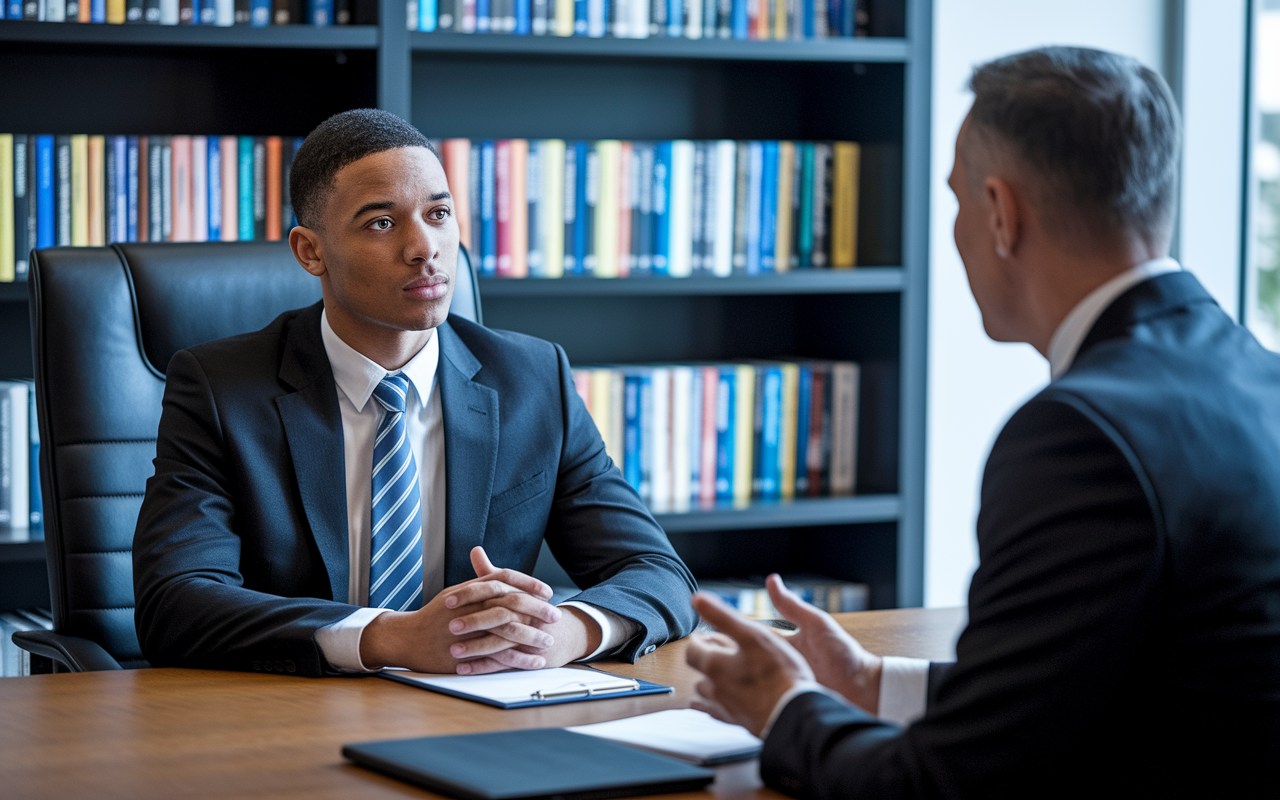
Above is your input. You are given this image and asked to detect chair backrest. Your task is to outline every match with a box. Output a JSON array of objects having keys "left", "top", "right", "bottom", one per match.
[{"left": 29, "top": 241, "right": 479, "bottom": 668}]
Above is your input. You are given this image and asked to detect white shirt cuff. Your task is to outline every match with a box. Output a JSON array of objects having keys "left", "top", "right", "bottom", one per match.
[
  {"left": 315, "top": 607, "right": 391, "bottom": 673},
  {"left": 560, "top": 601, "right": 640, "bottom": 660},
  {"left": 877, "top": 656, "right": 930, "bottom": 727},
  {"left": 760, "top": 681, "right": 841, "bottom": 740}
]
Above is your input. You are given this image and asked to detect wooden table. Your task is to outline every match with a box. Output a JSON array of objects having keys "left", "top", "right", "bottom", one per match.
[{"left": 0, "top": 607, "right": 965, "bottom": 799}]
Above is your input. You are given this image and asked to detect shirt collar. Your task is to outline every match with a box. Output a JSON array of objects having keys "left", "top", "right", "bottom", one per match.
[
  {"left": 1046, "top": 257, "right": 1182, "bottom": 380},
  {"left": 320, "top": 308, "right": 440, "bottom": 412}
]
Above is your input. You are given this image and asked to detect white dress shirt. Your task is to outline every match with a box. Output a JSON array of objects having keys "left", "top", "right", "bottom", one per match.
[
  {"left": 313, "top": 311, "right": 635, "bottom": 671},
  {"left": 763, "top": 258, "right": 1185, "bottom": 731}
]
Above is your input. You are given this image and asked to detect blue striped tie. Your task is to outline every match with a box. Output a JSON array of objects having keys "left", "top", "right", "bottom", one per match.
[{"left": 368, "top": 373, "right": 424, "bottom": 611}]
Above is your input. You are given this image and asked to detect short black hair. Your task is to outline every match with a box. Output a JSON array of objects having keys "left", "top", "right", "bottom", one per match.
[
  {"left": 968, "top": 46, "right": 1181, "bottom": 245},
  {"left": 290, "top": 108, "right": 438, "bottom": 230}
]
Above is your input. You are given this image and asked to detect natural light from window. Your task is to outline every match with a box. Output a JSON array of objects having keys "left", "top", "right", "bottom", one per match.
[{"left": 1247, "top": 0, "right": 1280, "bottom": 349}]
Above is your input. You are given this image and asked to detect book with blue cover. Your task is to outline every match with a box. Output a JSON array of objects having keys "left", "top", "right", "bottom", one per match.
[
  {"left": 207, "top": 137, "right": 222, "bottom": 243},
  {"left": 651, "top": 140, "right": 671, "bottom": 274},
  {"left": 480, "top": 140, "right": 497, "bottom": 275},
  {"left": 714, "top": 366, "right": 735, "bottom": 501},
  {"left": 623, "top": 371, "right": 644, "bottom": 495},
  {"left": 759, "top": 140, "right": 778, "bottom": 272},
  {"left": 562, "top": 142, "right": 579, "bottom": 274}
]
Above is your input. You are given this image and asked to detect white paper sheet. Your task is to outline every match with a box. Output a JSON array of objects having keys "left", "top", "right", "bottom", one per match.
[
  {"left": 385, "top": 667, "right": 639, "bottom": 705},
  {"left": 568, "top": 708, "right": 763, "bottom": 765}
]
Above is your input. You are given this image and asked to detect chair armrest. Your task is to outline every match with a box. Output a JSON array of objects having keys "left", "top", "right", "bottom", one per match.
[{"left": 11, "top": 630, "right": 124, "bottom": 672}]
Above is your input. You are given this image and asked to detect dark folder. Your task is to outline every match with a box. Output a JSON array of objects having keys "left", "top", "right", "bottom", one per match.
[{"left": 342, "top": 728, "right": 716, "bottom": 800}]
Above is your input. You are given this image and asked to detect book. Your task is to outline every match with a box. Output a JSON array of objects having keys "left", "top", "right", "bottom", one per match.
[
  {"left": 104, "top": 137, "right": 116, "bottom": 245},
  {"left": 207, "top": 136, "right": 222, "bottom": 243},
  {"left": 55, "top": 136, "right": 71, "bottom": 247},
  {"left": 667, "top": 139, "right": 693, "bottom": 277},
  {"left": 828, "top": 360, "right": 857, "bottom": 495},
  {"left": 237, "top": 135, "right": 253, "bottom": 241},
  {"left": 651, "top": 140, "right": 670, "bottom": 274},
  {"left": 0, "top": 381, "right": 30, "bottom": 530},
  {"left": 160, "top": 137, "right": 173, "bottom": 241},
  {"left": 758, "top": 139, "right": 777, "bottom": 272},
  {"left": 171, "top": 135, "right": 192, "bottom": 242},
  {"left": 592, "top": 139, "right": 620, "bottom": 278},
  {"left": 441, "top": 139, "right": 472, "bottom": 251},
  {"left": 192, "top": 136, "right": 209, "bottom": 243},
  {"left": 252, "top": 137, "right": 266, "bottom": 240},
  {"left": 831, "top": 140, "right": 859, "bottom": 268},
  {"left": 18, "top": 379, "right": 39, "bottom": 527},
  {"left": 15, "top": 136, "right": 31, "bottom": 281},
  {"left": 0, "top": 135, "right": 11, "bottom": 283},
  {"left": 265, "top": 136, "right": 282, "bottom": 241},
  {"left": 538, "top": 139, "right": 565, "bottom": 278},
  {"left": 526, "top": 140, "right": 542, "bottom": 276},
  {"left": 140, "top": 135, "right": 154, "bottom": 242},
  {"left": 494, "top": 139, "right": 513, "bottom": 277},
  {"left": 775, "top": 140, "right": 794, "bottom": 273},
  {"left": 479, "top": 140, "right": 496, "bottom": 275},
  {"left": 220, "top": 136, "right": 238, "bottom": 241},
  {"left": 810, "top": 141, "right": 831, "bottom": 267},
  {"left": 35, "top": 136, "right": 54, "bottom": 249}
]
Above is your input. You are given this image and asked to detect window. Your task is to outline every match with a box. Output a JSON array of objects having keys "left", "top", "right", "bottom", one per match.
[{"left": 1246, "top": 0, "right": 1280, "bottom": 349}]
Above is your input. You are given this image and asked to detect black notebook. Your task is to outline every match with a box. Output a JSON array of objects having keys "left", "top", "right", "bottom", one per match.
[{"left": 342, "top": 728, "right": 716, "bottom": 800}]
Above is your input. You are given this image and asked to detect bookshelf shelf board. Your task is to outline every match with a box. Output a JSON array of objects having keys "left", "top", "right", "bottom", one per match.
[
  {"left": 410, "top": 32, "right": 910, "bottom": 63},
  {"left": 653, "top": 494, "right": 900, "bottom": 533},
  {"left": 478, "top": 268, "right": 904, "bottom": 298},
  {"left": 0, "top": 21, "right": 379, "bottom": 49},
  {"left": 0, "top": 283, "right": 29, "bottom": 303},
  {"left": 0, "top": 537, "right": 45, "bottom": 564}
]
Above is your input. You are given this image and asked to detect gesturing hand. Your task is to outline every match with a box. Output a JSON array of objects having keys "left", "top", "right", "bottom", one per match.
[
  {"left": 686, "top": 592, "right": 815, "bottom": 737},
  {"left": 765, "top": 574, "right": 883, "bottom": 713}
]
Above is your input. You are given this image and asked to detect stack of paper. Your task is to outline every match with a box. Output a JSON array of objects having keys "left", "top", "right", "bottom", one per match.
[{"left": 568, "top": 709, "right": 763, "bottom": 765}]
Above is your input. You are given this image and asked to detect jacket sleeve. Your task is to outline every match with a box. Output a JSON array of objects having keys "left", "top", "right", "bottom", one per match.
[
  {"left": 132, "top": 349, "right": 356, "bottom": 677},
  {"left": 760, "top": 394, "right": 1162, "bottom": 798},
  {"left": 541, "top": 344, "right": 699, "bottom": 661}
]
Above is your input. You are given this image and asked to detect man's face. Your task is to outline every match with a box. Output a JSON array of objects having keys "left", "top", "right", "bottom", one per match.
[
  {"left": 948, "top": 116, "right": 1021, "bottom": 342},
  {"left": 312, "top": 146, "right": 459, "bottom": 334}
]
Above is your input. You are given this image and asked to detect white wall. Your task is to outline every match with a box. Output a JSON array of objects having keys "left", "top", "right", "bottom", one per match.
[{"left": 925, "top": 0, "right": 1168, "bottom": 607}]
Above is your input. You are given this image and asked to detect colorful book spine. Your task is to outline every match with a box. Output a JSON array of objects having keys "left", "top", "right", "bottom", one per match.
[
  {"left": 562, "top": 142, "right": 579, "bottom": 274},
  {"left": 10, "top": 136, "right": 28, "bottom": 282},
  {"left": 207, "top": 137, "right": 222, "bottom": 243},
  {"left": 192, "top": 136, "right": 208, "bottom": 243},
  {"left": 70, "top": 135, "right": 88, "bottom": 247},
  {"left": 237, "top": 136, "right": 253, "bottom": 242},
  {"left": 651, "top": 140, "right": 670, "bottom": 274},
  {"left": 758, "top": 139, "right": 777, "bottom": 272},
  {"left": 666, "top": 139, "right": 693, "bottom": 277},
  {"left": 494, "top": 139, "right": 512, "bottom": 277},
  {"left": 265, "top": 136, "right": 281, "bottom": 241},
  {"left": 831, "top": 140, "right": 859, "bottom": 268},
  {"left": 441, "top": 139, "right": 472, "bottom": 251},
  {"left": 479, "top": 140, "right": 497, "bottom": 275},
  {"left": 775, "top": 140, "right": 794, "bottom": 273},
  {"left": 0, "top": 136, "right": 11, "bottom": 284},
  {"left": 221, "top": 136, "right": 238, "bottom": 242},
  {"left": 540, "top": 139, "right": 565, "bottom": 278},
  {"left": 592, "top": 139, "right": 620, "bottom": 278}
]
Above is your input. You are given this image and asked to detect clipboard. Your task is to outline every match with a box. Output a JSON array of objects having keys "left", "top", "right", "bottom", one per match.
[{"left": 379, "top": 666, "right": 673, "bottom": 709}]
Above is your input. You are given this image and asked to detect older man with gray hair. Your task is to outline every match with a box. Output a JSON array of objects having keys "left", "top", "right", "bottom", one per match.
[{"left": 686, "top": 46, "right": 1280, "bottom": 798}]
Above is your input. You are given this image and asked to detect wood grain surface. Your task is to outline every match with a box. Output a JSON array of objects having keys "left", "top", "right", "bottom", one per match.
[{"left": 0, "top": 607, "right": 965, "bottom": 799}]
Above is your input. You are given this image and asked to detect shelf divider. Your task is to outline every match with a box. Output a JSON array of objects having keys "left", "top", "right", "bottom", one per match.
[{"left": 654, "top": 495, "right": 900, "bottom": 534}]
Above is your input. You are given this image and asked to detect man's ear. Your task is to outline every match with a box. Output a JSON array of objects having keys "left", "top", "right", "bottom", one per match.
[
  {"left": 290, "top": 226, "right": 326, "bottom": 278},
  {"left": 984, "top": 176, "right": 1021, "bottom": 260}
]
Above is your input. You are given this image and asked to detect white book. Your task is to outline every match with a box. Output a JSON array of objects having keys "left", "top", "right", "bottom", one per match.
[
  {"left": 684, "top": 0, "right": 701, "bottom": 39},
  {"left": 669, "top": 367, "right": 693, "bottom": 513},
  {"left": 712, "top": 140, "right": 736, "bottom": 277},
  {"left": 540, "top": 140, "right": 565, "bottom": 278},
  {"left": 192, "top": 137, "right": 208, "bottom": 243},
  {"left": 649, "top": 368, "right": 672, "bottom": 510},
  {"left": 628, "top": 0, "right": 649, "bottom": 38},
  {"left": 612, "top": 0, "right": 629, "bottom": 36},
  {"left": 160, "top": 0, "right": 179, "bottom": 24},
  {"left": 215, "top": 0, "right": 234, "bottom": 25},
  {"left": 667, "top": 140, "right": 695, "bottom": 277},
  {"left": 0, "top": 382, "right": 30, "bottom": 531},
  {"left": 44, "top": 0, "right": 64, "bottom": 21},
  {"left": 569, "top": 709, "right": 761, "bottom": 766},
  {"left": 687, "top": 367, "right": 703, "bottom": 503}
]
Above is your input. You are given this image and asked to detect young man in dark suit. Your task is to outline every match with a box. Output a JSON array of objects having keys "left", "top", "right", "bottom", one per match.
[
  {"left": 686, "top": 47, "right": 1280, "bottom": 797},
  {"left": 133, "top": 110, "right": 697, "bottom": 677}
]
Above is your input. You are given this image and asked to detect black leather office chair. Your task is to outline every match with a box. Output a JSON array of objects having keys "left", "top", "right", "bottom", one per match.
[{"left": 13, "top": 241, "right": 480, "bottom": 671}]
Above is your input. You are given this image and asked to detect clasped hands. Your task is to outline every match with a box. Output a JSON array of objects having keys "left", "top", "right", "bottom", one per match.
[
  {"left": 686, "top": 574, "right": 884, "bottom": 738},
  {"left": 359, "top": 546, "right": 600, "bottom": 674}
]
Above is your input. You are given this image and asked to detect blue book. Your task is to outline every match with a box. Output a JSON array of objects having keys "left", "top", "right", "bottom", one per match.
[
  {"left": 572, "top": 141, "right": 589, "bottom": 274},
  {"left": 759, "top": 141, "right": 778, "bottom": 273},
  {"left": 839, "top": 0, "right": 853, "bottom": 37},
  {"left": 731, "top": 0, "right": 747, "bottom": 39},
  {"left": 250, "top": 0, "right": 270, "bottom": 24},
  {"left": 91, "top": 0, "right": 106, "bottom": 21},
  {"left": 802, "top": 0, "right": 813, "bottom": 38},
  {"left": 126, "top": 137, "right": 140, "bottom": 244},
  {"left": 562, "top": 144, "right": 579, "bottom": 275},
  {"left": 477, "top": 0, "right": 489, "bottom": 31},
  {"left": 573, "top": 0, "right": 585, "bottom": 34},
  {"left": 207, "top": 137, "right": 222, "bottom": 243},
  {"left": 688, "top": 367, "right": 703, "bottom": 504},
  {"left": 480, "top": 141, "right": 497, "bottom": 276},
  {"left": 797, "top": 142, "right": 814, "bottom": 267},
  {"left": 199, "top": 0, "right": 216, "bottom": 22},
  {"left": 623, "top": 374, "right": 643, "bottom": 494},
  {"left": 794, "top": 366, "right": 812, "bottom": 495},
  {"left": 580, "top": 143, "right": 597, "bottom": 275},
  {"left": 637, "top": 370, "right": 653, "bottom": 501},
  {"left": 652, "top": 141, "right": 671, "bottom": 275},
  {"left": 419, "top": 0, "right": 436, "bottom": 31},
  {"left": 714, "top": 368, "right": 735, "bottom": 502},
  {"left": 759, "top": 366, "right": 782, "bottom": 499},
  {"left": 514, "top": 0, "right": 528, "bottom": 33},
  {"left": 238, "top": 136, "right": 254, "bottom": 242},
  {"left": 7, "top": 0, "right": 21, "bottom": 19},
  {"left": 744, "top": 141, "right": 762, "bottom": 274},
  {"left": 35, "top": 136, "right": 54, "bottom": 250},
  {"left": 666, "top": 0, "right": 680, "bottom": 37},
  {"left": 112, "top": 136, "right": 127, "bottom": 244}
]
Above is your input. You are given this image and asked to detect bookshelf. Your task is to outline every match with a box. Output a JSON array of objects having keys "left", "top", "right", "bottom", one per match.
[{"left": 0, "top": 0, "right": 931, "bottom": 614}]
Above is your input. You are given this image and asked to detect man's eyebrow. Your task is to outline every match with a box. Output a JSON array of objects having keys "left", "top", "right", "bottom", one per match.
[{"left": 350, "top": 192, "right": 452, "bottom": 221}]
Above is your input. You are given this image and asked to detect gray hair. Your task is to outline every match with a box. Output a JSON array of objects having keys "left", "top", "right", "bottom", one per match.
[{"left": 967, "top": 46, "right": 1181, "bottom": 245}]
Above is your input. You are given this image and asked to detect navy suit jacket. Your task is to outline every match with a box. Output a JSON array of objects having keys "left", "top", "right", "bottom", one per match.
[
  {"left": 763, "top": 273, "right": 1280, "bottom": 798},
  {"left": 133, "top": 302, "right": 698, "bottom": 677}
]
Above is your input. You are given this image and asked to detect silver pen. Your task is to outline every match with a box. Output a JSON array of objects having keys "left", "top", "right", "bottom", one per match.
[{"left": 531, "top": 679, "right": 640, "bottom": 700}]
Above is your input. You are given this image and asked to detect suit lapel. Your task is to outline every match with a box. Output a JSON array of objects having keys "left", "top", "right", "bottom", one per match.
[
  {"left": 1075, "top": 271, "right": 1216, "bottom": 364},
  {"left": 438, "top": 321, "right": 500, "bottom": 586},
  {"left": 275, "top": 302, "right": 349, "bottom": 604}
]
